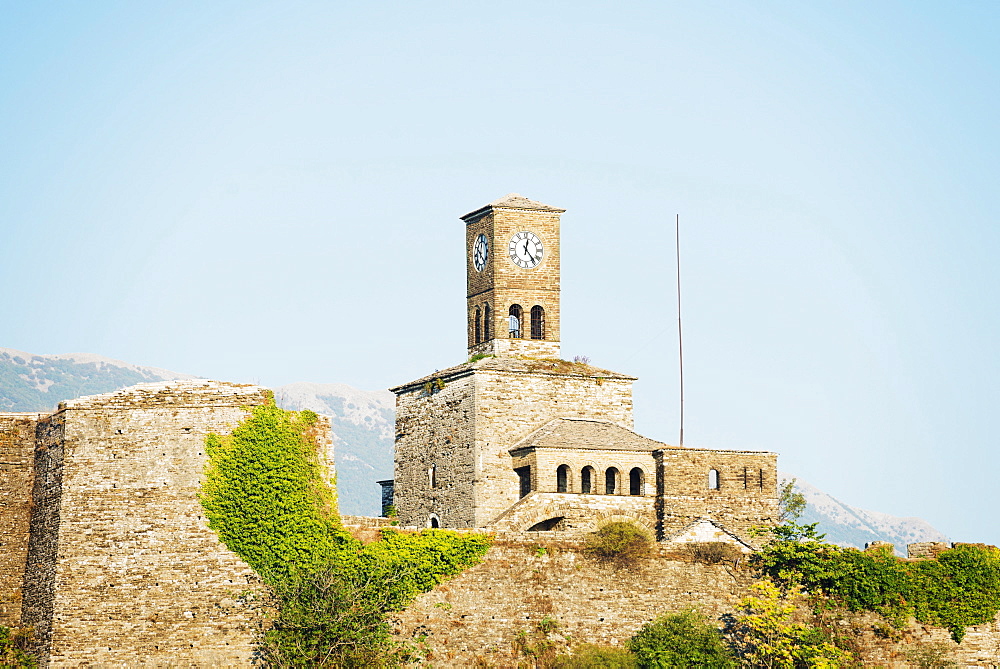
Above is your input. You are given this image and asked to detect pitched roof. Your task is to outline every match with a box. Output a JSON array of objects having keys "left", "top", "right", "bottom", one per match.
[
  {"left": 509, "top": 417, "right": 670, "bottom": 454},
  {"left": 461, "top": 193, "right": 565, "bottom": 220}
]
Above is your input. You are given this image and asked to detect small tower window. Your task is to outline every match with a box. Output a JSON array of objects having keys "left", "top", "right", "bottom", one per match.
[
  {"left": 556, "top": 464, "right": 570, "bottom": 493},
  {"left": 581, "top": 466, "right": 594, "bottom": 494},
  {"left": 429, "top": 464, "right": 437, "bottom": 488},
  {"left": 605, "top": 467, "right": 620, "bottom": 495},
  {"left": 708, "top": 469, "right": 720, "bottom": 490},
  {"left": 508, "top": 304, "right": 523, "bottom": 339},
  {"left": 759, "top": 468, "right": 765, "bottom": 492},
  {"left": 483, "top": 303, "right": 492, "bottom": 340},
  {"left": 515, "top": 466, "right": 531, "bottom": 498},
  {"left": 629, "top": 467, "right": 644, "bottom": 496},
  {"left": 429, "top": 514, "right": 440, "bottom": 528},
  {"left": 530, "top": 306, "right": 545, "bottom": 339},
  {"left": 474, "top": 308, "right": 482, "bottom": 344}
]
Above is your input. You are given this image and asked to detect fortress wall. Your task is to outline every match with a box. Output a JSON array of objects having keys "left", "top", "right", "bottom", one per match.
[
  {"left": 393, "top": 541, "right": 1000, "bottom": 668},
  {"left": 19, "top": 381, "right": 292, "bottom": 667},
  {"left": 0, "top": 413, "right": 42, "bottom": 626},
  {"left": 392, "top": 542, "right": 752, "bottom": 666}
]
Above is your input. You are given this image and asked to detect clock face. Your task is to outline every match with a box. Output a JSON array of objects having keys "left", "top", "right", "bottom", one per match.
[
  {"left": 508, "top": 231, "right": 543, "bottom": 269},
  {"left": 473, "top": 233, "right": 489, "bottom": 272}
]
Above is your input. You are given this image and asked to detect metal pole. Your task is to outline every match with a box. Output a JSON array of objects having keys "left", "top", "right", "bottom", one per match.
[{"left": 676, "top": 214, "right": 684, "bottom": 447}]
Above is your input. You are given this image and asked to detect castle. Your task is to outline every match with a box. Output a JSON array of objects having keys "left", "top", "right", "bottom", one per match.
[
  {"left": 387, "top": 194, "right": 778, "bottom": 548},
  {"left": 0, "top": 193, "right": 776, "bottom": 665}
]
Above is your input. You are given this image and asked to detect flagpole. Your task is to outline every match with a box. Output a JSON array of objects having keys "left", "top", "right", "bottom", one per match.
[{"left": 676, "top": 214, "right": 684, "bottom": 447}]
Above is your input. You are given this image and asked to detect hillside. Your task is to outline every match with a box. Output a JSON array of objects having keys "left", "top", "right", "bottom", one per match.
[
  {"left": 0, "top": 348, "right": 952, "bottom": 541},
  {"left": 0, "top": 347, "right": 198, "bottom": 412},
  {"left": 784, "top": 474, "right": 949, "bottom": 554}
]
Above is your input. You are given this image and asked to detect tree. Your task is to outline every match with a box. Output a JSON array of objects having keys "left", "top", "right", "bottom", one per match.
[
  {"left": 628, "top": 610, "right": 736, "bottom": 668},
  {"left": 778, "top": 478, "right": 807, "bottom": 525},
  {"left": 725, "top": 580, "right": 852, "bottom": 668}
]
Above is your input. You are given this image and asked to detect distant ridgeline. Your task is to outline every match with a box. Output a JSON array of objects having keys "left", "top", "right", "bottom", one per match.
[
  {"left": 0, "top": 348, "right": 196, "bottom": 412},
  {"left": 0, "top": 347, "right": 948, "bottom": 541}
]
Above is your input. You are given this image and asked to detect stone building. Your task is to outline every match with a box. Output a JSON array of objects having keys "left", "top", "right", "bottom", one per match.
[
  {"left": 0, "top": 380, "right": 332, "bottom": 666},
  {"left": 389, "top": 194, "right": 779, "bottom": 547}
]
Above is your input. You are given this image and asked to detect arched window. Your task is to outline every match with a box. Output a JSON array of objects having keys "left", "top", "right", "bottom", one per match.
[
  {"left": 428, "top": 514, "right": 440, "bottom": 528},
  {"left": 483, "top": 303, "right": 491, "bottom": 340},
  {"left": 474, "top": 308, "right": 482, "bottom": 344},
  {"left": 508, "top": 304, "right": 523, "bottom": 339},
  {"left": 556, "top": 464, "right": 570, "bottom": 493},
  {"left": 428, "top": 464, "right": 437, "bottom": 488},
  {"left": 530, "top": 305, "right": 545, "bottom": 339},
  {"left": 708, "top": 469, "right": 720, "bottom": 490},
  {"left": 581, "top": 466, "right": 595, "bottom": 494},
  {"left": 629, "top": 467, "right": 644, "bottom": 496},
  {"left": 605, "top": 467, "right": 620, "bottom": 495}
]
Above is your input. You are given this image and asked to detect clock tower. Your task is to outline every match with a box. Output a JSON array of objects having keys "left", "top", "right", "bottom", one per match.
[{"left": 463, "top": 193, "right": 563, "bottom": 358}]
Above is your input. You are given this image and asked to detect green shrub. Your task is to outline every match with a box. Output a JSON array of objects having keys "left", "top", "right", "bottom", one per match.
[
  {"left": 628, "top": 610, "right": 735, "bottom": 668},
  {"left": 553, "top": 643, "right": 637, "bottom": 668},
  {"left": 0, "top": 625, "right": 35, "bottom": 668},
  {"left": 754, "top": 528, "right": 1000, "bottom": 642},
  {"left": 584, "top": 522, "right": 652, "bottom": 565}
]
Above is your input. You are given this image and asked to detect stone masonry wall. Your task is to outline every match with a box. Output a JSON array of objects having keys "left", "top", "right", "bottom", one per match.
[
  {"left": 393, "top": 362, "right": 636, "bottom": 530},
  {"left": 393, "top": 541, "right": 1000, "bottom": 668},
  {"left": 487, "top": 491, "right": 656, "bottom": 534},
  {"left": 656, "top": 448, "right": 779, "bottom": 546},
  {"left": 392, "top": 542, "right": 752, "bottom": 666},
  {"left": 473, "top": 369, "right": 635, "bottom": 527},
  {"left": 0, "top": 413, "right": 42, "bottom": 626},
  {"left": 20, "top": 410, "right": 66, "bottom": 653},
  {"left": 394, "top": 375, "right": 477, "bottom": 528},
  {"left": 19, "top": 380, "right": 324, "bottom": 667}
]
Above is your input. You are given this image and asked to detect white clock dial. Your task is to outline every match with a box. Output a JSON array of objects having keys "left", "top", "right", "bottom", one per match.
[
  {"left": 508, "top": 231, "right": 543, "bottom": 269},
  {"left": 473, "top": 233, "right": 489, "bottom": 272}
]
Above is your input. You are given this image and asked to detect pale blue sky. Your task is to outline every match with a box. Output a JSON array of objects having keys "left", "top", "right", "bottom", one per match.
[{"left": 2, "top": 2, "right": 998, "bottom": 544}]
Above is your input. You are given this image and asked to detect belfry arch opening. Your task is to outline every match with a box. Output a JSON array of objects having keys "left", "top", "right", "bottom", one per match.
[
  {"left": 508, "top": 304, "right": 523, "bottom": 339},
  {"left": 530, "top": 305, "right": 545, "bottom": 339},
  {"left": 581, "top": 466, "right": 595, "bottom": 494},
  {"left": 474, "top": 308, "right": 482, "bottom": 344}
]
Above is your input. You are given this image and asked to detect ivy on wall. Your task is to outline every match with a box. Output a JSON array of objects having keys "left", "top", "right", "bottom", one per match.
[
  {"left": 199, "top": 398, "right": 491, "bottom": 665},
  {"left": 754, "top": 524, "right": 1000, "bottom": 642}
]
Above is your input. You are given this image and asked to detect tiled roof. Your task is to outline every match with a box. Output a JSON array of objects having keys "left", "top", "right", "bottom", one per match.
[
  {"left": 461, "top": 193, "right": 565, "bottom": 220},
  {"left": 509, "top": 418, "right": 669, "bottom": 453}
]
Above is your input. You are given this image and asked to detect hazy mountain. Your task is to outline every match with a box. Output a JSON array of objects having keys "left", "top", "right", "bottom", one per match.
[
  {"left": 0, "top": 347, "right": 198, "bottom": 412},
  {"left": 274, "top": 382, "right": 394, "bottom": 517},
  {"left": 782, "top": 474, "right": 949, "bottom": 555},
  {"left": 0, "top": 348, "right": 954, "bottom": 540}
]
